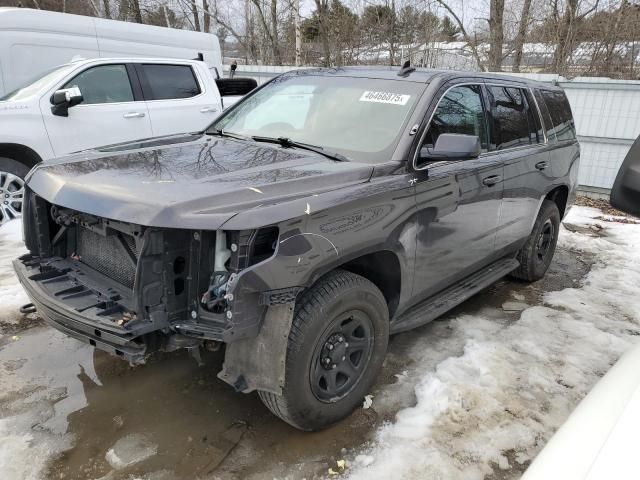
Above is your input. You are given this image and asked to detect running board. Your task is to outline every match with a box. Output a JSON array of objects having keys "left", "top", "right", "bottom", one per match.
[{"left": 391, "top": 257, "right": 519, "bottom": 334}]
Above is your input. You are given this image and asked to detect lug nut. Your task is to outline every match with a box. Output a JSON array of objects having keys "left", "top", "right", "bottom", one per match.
[
  {"left": 345, "top": 342, "right": 349, "bottom": 347},
  {"left": 327, "top": 344, "right": 334, "bottom": 350},
  {"left": 323, "top": 358, "right": 331, "bottom": 365},
  {"left": 332, "top": 364, "right": 337, "bottom": 369}
]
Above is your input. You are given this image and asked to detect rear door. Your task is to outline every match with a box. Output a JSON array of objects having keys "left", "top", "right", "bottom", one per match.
[
  {"left": 487, "top": 83, "right": 552, "bottom": 253},
  {"left": 135, "top": 63, "right": 221, "bottom": 137},
  {"left": 41, "top": 63, "right": 153, "bottom": 156},
  {"left": 412, "top": 82, "right": 504, "bottom": 302}
]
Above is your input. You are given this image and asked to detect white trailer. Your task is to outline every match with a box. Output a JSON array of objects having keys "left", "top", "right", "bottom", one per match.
[{"left": 0, "top": 7, "right": 223, "bottom": 97}]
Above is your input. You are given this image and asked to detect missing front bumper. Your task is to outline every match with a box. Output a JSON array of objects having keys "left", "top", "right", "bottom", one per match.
[{"left": 13, "top": 255, "right": 148, "bottom": 364}]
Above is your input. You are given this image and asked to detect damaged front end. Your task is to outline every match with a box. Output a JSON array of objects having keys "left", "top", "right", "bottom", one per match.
[{"left": 14, "top": 188, "right": 280, "bottom": 367}]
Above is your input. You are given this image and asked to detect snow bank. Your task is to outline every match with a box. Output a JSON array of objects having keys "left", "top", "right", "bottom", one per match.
[
  {"left": 347, "top": 207, "right": 640, "bottom": 479},
  {"left": 0, "top": 219, "right": 28, "bottom": 326}
]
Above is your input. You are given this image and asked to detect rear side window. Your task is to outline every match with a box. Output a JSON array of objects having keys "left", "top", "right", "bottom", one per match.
[
  {"left": 540, "top": 90, "right": 576, "bottom": 142},
  {"left": 423, "top": 84, "right": 489, "bottom": 152},
  {"left": 63, "top": 64, "right": 134, "bottom": 105},
  {"left": 487, "top": 86, "right": 542, "bottom": 150},
  {"left": 140, "top": 64, "right": 201, "bottom": 100}
]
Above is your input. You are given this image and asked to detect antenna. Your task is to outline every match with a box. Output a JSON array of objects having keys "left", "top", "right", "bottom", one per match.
[{"left": 397, "top": 60, "right": 416, "bottom": 78}]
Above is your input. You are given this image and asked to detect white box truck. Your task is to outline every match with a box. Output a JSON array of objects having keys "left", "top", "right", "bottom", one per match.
[
  {"left": 0, "top": 9, "right": 259, "bottom": 225},
  {"left": 0, "top": 7, "right": 225, "bottom": 97}
]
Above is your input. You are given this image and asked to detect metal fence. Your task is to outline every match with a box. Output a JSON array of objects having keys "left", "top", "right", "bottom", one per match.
[{"left": 225, "top": 66, "right": 640, "bottom": 196}]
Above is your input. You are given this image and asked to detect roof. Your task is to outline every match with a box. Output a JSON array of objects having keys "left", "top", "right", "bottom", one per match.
[{"left": 280, "top": 66, "right": 561, "bottom": 89}]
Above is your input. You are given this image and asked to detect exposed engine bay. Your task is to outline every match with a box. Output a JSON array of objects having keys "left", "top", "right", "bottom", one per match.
[{"left": 15, "top": 189, "right": 280, "bottom": 366}]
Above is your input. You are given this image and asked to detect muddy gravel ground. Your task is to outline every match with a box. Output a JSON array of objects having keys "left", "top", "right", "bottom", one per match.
[{"left": 0, "top": 227, "right": 597, "bottom": 480}]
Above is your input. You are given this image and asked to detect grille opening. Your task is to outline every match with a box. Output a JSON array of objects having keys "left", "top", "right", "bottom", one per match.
[{"left": 94, "top": 329, "right": 102, "bottom": 337}]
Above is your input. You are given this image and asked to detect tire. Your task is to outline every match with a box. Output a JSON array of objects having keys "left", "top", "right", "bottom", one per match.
[
  {"left": 0, "top": 157, "right": 29, "bottom": 226},
  {"left": 510, "top": 199, "right": 561, "bottom": 282},
  {"left": 258, "top": 270, "right": 389, "bottom": 431}
]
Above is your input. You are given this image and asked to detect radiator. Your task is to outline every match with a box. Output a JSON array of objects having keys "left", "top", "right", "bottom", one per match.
[{"left": 76, "top": 227, "right": 138, "bottom": 289}]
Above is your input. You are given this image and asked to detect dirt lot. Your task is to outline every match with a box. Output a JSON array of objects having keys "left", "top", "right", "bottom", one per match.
[{"left": 1, "top": 204, "right": 639, "bottom": 480}]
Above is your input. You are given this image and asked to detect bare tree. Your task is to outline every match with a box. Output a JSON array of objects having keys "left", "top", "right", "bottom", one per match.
[
  {"left": 191, "top": 1, "right": 200, "bottom": 31},
  {"left": 552, "top": 0, "right": 601, "bottom": 74},
  {"left": 130, "top": 0, "right": 143, "bottom": 23},
  {"left": 314, "top": 0, "right": 332, "bottom": 66},
  {"left": 488, "top": 0, "right": 505, "bottom": 71},
  {"left": 203, "top": 0, "right": 211, "bottom": 32},
  {"left": 512, "top": 0, "right": 533, "bottom": 72},
  {"left": 294, "top": 0, "right": 302, "bottom": 66},
  {"left": 433, "top": 0, "right": 486, "bottom": 71}
]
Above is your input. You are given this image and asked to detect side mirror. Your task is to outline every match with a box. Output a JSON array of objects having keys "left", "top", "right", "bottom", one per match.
[
  {"left": 611, "top": 134, "right": 640, "bottom": 217},
  {"left": 418, "top": 133, "right": 481, "bottom": 167},
  {"left": 50, "top": 87, "right": 83, "bottom": 117}
]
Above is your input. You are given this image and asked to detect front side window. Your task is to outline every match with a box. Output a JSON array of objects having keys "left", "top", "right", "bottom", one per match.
[
  {"left": 422, "top": 84, "right": 489, "bottom": 152},
  {"left": 141, "top": 64, "right": 201, "bottom": 100},
  {"left": 540, "top": 90, "right": 576, "bottom": 142},
  {"left": 63, "top": 64, "right": 134, "bottom": 105},
  {"left": 210, "top": 75, "right": 422, "bottom": 163}
]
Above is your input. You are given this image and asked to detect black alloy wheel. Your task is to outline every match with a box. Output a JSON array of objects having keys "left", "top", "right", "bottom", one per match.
[{"left": 310, "top": 311, "right": 374, "bottom": 403}]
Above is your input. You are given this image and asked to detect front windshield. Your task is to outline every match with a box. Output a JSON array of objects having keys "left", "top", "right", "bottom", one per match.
[
  {"left": 0, "top": 64, "right": 75, "bottom": 102},
  {"left": 209, "top": 74, "right": 423, "bottom": 163}
]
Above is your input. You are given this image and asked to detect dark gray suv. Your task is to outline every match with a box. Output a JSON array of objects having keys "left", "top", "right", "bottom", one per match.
[{"left": 14, "top": 66, "right": 579, "bottom": 430}]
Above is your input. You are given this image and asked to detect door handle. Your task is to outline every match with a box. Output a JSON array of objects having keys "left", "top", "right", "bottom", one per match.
[
  {"left": 535, "top": 161, "right": 549, "bottom": 171},
  {"left": 482, "top": 175, "right": 502, "bottom": 187},
  {"left": 123, "top": 112, "right": 145, "bottom": 118},
  {"left": 200, "top": 107, "right": 219, "bottom": 113}
]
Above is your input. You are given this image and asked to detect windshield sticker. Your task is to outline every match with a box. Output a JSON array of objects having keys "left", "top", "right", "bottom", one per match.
[{"left": 359, "top": 91, "right": 411, "bottom": 105}]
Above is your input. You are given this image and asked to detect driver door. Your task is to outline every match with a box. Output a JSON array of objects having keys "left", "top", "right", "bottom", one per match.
[
  {"left": 412, "top": 83, "right": 505, "bottom": 301},
  {"left": 41, "top": 63, "right": 152, "bottom": 156}
]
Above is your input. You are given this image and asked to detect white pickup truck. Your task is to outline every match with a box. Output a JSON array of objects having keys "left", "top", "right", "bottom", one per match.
[{"left": 0, "top": 57, "right": 256, "bottom": 225}]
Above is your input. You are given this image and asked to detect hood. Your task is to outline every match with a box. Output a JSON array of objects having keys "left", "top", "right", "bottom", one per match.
[{"left": 27, "top": 134, "right": 375, "bottom": 230}]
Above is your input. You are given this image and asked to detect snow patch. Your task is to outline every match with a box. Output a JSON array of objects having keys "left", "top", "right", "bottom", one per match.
[
  {"left": 0, "top": 220, "right": 28, "bottom": 326},
  {"left": 346, "top": 207, "right": 640, "bottom": 479},
  {"left": 105, "top": 434, "right": 158, "bottom": 469}
]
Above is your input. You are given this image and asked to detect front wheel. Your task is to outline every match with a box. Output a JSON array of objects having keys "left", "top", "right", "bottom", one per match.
[
  {"left": 510, "top": 199, "right": 561, "bottom": 282},
  {"left": 258, "top": 270, "right": 389, "bottom": 431},
  {"left": 0, "top": 157, "right": 29, "bottom": 226}
]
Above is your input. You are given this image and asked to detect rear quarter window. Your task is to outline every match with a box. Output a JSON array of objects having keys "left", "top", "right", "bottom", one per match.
[
  {"left": 140, "top": 64, "right": 201, "bottom": 100},
  {"left": 533, "top": 89, "right": 556, "bottom": 143},
  {"left": 540, "top": 90, "right": 576, "bottom": 142}
]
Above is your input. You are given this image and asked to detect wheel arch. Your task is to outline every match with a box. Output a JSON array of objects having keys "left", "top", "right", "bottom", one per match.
[
  {"left": 338, "top": 249, "right": 402, "bottom": 318},
  {"left": 544, "top": 185, "right": 569, "bottom": 219},
  {"left": 0, "top": 143, "right": 43, "bottom": 170}
]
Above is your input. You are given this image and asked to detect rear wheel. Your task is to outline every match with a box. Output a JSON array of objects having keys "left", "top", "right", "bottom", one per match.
[
  {"left": 0, "top": 157, "right": 28, "bottom": 226},
  {"left": 510, "top": 199, "right": 561, "bottom": 282},
  {"left": 258, "top": 270, "right": 389, "bottom": 431}
]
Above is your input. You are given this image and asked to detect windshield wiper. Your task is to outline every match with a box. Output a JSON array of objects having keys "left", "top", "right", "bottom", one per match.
[
  {"left": 208, "top": 129, "right": 252, "bottom": 141},
  {"left": 251, "top": 136, "right": 349, "bottom": 162}
]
